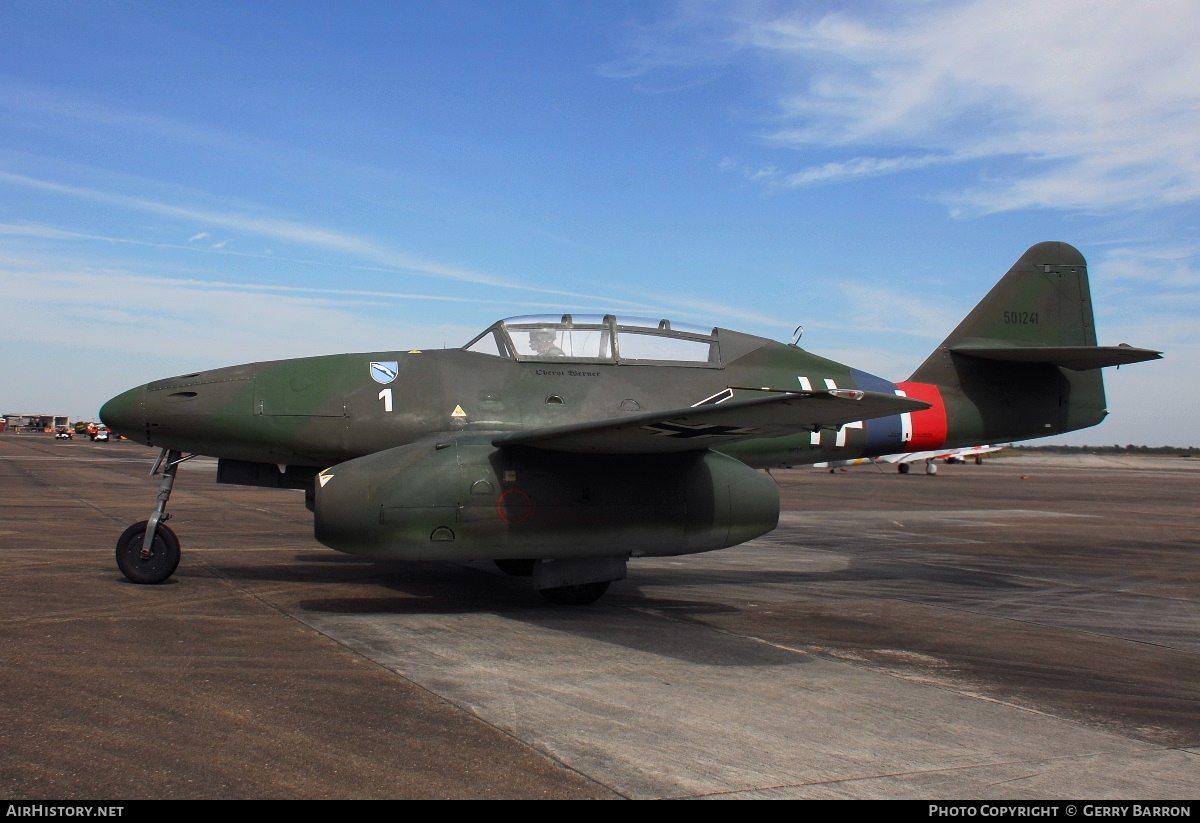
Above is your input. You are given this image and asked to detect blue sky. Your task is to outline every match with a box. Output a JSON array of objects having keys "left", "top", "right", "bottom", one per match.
[{"left": 1, "top": 1, "right": 1196, "bottom": 446}]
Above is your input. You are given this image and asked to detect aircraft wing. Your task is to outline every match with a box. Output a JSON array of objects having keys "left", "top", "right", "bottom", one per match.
[
  {"left": 871, "top": 444, "right": 1004, "bottom": 464},
  {"left": 874, "top": 450, "right": 946, "bottom": 464},
  {"left": 817, "top": 444, "right": 1003, "bottom": 469},
  {"left": 870, "top": 444, "right": 1003, "bottom": 464},
  {"left": 492, "top": 389, "right": 930, "bottom": 454},
  {"left": 812, "top": 458, "right": 873, "bottom": 468}
]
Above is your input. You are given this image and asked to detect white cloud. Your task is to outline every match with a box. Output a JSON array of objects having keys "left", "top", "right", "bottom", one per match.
[
  {"left": 1097, "top": 244, "right": 1200, "bottom": 288},
  {"left": 629, "top": 1, "right": 1200, "bottom": 213},
  {"left": 0, "top": 247, "right": 615, "bottom": 319},
  {"left": 746, "top": 152, "right": 956, "bottom": 189},
  {"left": 839, "top": 282, "right": 960, "bottom": 340},
  {"left": 0, "top": 174, "right": 654, "bottom": 309},
  {"left": 0, "top": 83, "right": 309, "bottom": 167},
  {"left": 0, "top": 263, "right": 474, "bottom": 369}
]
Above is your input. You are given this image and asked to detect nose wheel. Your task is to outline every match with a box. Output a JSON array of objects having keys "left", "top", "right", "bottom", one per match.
[
  {"left": 115, "top": 520, "right": 180, "bottom": 583},
  {"left": 115, "top": 448, "right": 193, "bottom": 584}
]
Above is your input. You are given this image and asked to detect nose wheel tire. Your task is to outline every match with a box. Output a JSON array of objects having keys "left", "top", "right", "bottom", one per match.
[{"left": 115, "top": 520, "right": 181, "bottom": 584}]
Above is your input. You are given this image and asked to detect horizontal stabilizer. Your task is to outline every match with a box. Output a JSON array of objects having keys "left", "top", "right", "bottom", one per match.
[
  {"left": 950, "top": 343, "right": 1162, "bottom": 371},
  {"left": 493, "top": 390, "right": 930, "bottom": 454}
]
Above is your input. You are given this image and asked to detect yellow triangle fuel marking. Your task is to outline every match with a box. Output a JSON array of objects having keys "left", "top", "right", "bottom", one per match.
[
  {"left": 451, "top": 405, "right": 468, "bottom": 418},
  {"left": 318, "top": 472, "right": 334, "bottom": 487}
]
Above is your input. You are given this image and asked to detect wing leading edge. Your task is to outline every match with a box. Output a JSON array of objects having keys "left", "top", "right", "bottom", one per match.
[{"left": 492, "top": 389, "right": 931, "bottom": 455}]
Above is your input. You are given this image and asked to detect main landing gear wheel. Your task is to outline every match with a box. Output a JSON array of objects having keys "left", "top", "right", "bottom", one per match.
[
  {"left": 115, "top": 520, "right": 180, "bottom": 584},
  {"left": 898, "top": 463, "right": 911, "bottom": 474},
  {"left": 538, "top": 581, "right": 610, "bottom": 606},
  {"left": 494, "top": 559, "right": 536, "bottom": 577}
]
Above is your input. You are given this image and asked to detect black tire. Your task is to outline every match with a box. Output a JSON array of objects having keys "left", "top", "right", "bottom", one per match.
[
  {"left": 538, "top": 580, "right": 610, "bottom": 606},
  {"left": 494, "top": 559, "right": 536, "bottom": 577},
  {"left": 898, "top": 463, "right": 911, "bottom": 474},
  {"left": 115, "top": 521, "right": 180, "bottom": 584}
]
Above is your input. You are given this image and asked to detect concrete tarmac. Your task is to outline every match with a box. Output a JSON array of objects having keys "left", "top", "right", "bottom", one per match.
[{"left": 1, "top": 434, "right": 1197, "bottom": 799}]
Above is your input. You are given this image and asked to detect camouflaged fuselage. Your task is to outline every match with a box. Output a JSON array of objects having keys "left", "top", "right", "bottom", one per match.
[{"left": 100, "top": 324, "right": 1101, "bottom": 472}]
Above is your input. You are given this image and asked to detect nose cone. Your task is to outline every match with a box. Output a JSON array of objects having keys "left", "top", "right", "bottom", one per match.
[{"left": 99, "top": 386, "right": 146, "bottom": 441}]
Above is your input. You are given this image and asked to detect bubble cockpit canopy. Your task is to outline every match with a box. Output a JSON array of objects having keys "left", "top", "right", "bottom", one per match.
[{"left": 463, "top": 314, "right": 720, "bottom": 366}]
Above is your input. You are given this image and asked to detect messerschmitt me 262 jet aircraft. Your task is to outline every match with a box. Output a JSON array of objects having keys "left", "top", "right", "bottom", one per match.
[{"left": 101, "top": 242, "right": 1160, "bottom": 604}]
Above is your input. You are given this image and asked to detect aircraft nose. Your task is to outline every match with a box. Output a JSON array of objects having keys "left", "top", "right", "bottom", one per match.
[{"left": 99, "top": 386, "right": 146, "bottom": 441}]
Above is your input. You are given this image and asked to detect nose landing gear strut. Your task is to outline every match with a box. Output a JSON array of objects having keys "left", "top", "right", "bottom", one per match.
[{"left": 115, "top": 448, "right": 194, "bottom": 584}]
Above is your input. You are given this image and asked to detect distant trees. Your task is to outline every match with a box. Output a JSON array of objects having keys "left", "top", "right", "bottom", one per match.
[{"left": 1016, "top": 444, "right": 1197, "bottom": 455}]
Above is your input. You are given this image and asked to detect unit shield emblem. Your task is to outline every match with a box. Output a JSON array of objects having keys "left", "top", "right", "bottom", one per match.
[{"left": 370, "top": 361, "right": 399, "bottom": 384}]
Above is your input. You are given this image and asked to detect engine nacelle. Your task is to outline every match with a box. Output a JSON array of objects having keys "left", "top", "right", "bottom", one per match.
[{"left": 313, "top": 438, "right": 779, "bottom": 561}]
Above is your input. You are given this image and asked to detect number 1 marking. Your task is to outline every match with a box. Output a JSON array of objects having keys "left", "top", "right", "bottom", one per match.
[{"left": 378, "top": 388, "right": 393, "bottom": 412}]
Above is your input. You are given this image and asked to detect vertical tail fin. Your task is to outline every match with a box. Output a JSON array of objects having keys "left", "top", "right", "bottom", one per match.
[{"left": 910, "top": 242, "right": 1160, "bottom": 444}]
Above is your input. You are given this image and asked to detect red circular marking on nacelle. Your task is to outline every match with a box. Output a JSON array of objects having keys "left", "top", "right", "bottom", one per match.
[{"left": 496, "top": 489, "right": 533, "bottom": 524}]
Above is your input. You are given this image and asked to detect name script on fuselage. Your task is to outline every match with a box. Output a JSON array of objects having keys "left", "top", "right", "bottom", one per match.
[{"left": 534, "top": 369, "right": 602, "bottom": 377}]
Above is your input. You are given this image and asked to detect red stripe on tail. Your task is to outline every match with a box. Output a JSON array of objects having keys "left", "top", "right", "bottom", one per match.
[{"left": 896, "top": 382, "right": 948, "bottom": 450}]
